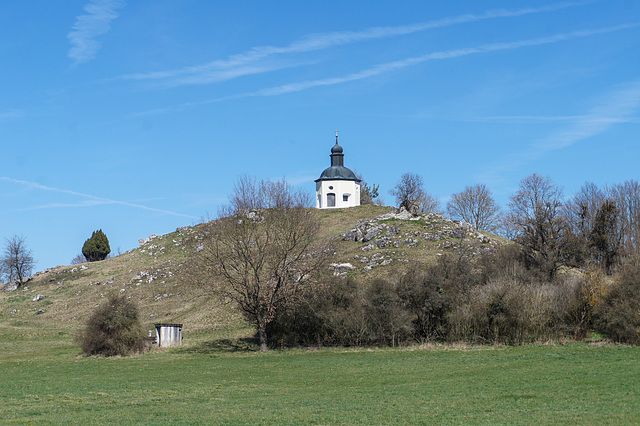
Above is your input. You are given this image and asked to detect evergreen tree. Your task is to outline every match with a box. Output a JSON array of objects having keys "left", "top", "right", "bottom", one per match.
[
  {"left": 82, "top": 229, "right": 111, "bottom": 262},
  {"left": 361, "top": 181, "right": 380, "bottom": 205},
  {"left": 589, "top": 200, "right": 620, "bottom": 274}
]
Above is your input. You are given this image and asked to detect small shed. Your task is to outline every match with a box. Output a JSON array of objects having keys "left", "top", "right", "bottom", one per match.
[{"left": 154, "top": 323, "right": 183, "bottom": 347}]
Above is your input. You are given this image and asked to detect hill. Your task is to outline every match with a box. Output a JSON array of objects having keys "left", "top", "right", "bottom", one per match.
[{"left": 0, "top": 205, "right": 507, "bottom": 348}]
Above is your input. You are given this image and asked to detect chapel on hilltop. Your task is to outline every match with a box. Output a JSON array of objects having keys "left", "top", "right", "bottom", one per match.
[{"left": 315, "top": 133, "right": 361, "bottom": 209}]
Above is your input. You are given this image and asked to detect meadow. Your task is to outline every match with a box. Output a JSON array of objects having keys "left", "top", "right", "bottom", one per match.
[
  {"left": 1, "top": 206, "right": 639, "bottom": 423},
  {"left": 1, "top": 330, "right": 639, "bottom": 424}
]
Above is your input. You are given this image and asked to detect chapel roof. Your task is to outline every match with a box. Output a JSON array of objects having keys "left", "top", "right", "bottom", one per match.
[
  {"left": 315, "top": 165, "right": 359, "bottom": 181},
  {"left": 315, "top": 135, "right": 360, "bottom": 182}
]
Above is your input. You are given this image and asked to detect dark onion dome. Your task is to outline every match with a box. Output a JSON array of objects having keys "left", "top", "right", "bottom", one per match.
[
  {"left": 315, "top": 139, "right": 360, "bottom": 182},
  {"left": 315, "top": 165, "right": 360, "bottom": 182}
]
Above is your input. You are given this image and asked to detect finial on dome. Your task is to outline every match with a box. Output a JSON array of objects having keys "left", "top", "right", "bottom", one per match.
[{"left": 331, "top": 130, "right": 343, "bottom": 155}]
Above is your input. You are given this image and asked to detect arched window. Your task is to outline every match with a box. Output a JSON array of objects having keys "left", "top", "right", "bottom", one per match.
[{"left": 327, "top": 193, "right": 336, "bottom": 207}]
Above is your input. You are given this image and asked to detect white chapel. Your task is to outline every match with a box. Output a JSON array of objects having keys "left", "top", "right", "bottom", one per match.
[{"left": 315, "top": 133, "right": 361, "bottom": 209}]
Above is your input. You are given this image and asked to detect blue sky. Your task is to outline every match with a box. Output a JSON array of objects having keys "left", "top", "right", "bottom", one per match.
[{"left": 1, "top": 0, "right": 639, "bottom": 271}]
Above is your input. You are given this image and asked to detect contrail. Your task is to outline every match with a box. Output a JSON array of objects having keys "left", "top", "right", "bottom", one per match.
[
  {"left": 0, "top": 177, "right": 197, "bottom": 219},
  {"left": 121, "top": 1, "right": 593, "bottom": 85},
  {"left": 132, "top": 22, "right": 637, "bottom": 116}
]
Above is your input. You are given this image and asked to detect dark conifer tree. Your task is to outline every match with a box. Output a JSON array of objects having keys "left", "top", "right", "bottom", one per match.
[
  {"left": 82, "top": 229, "right": 111, "bottom": 262},
  {"left": 589, "top": 200, "right": 620, "bottom": 274}
]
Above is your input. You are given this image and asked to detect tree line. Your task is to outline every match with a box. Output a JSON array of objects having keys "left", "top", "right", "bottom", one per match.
[
  {"left": 6, "top": 170, "right": 638, "bottom": 354},
  {"left": 386, "top": 171, "right": 640, "bottom": 276},
  {"left": 187, "top": 173, "right": 640, "bottom": 351}
]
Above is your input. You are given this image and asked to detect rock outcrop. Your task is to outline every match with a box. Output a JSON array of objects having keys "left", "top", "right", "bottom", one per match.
[{"left": 339, "top": 207, "right": 501, "bottom": 273}]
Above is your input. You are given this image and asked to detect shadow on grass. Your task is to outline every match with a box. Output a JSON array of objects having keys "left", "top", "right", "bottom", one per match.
[{"left": 177, "top": 337, "right": 259, "bottom": 354}]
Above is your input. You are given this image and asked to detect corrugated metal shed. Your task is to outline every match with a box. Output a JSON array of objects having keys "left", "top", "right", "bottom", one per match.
[{"left": 154, "top": 323, "right": 183, "bottom": 347}]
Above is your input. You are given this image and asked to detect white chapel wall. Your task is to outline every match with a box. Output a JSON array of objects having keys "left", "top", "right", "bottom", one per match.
[{"left": 316, "top": 180, "right": 360, "bottom": 209}]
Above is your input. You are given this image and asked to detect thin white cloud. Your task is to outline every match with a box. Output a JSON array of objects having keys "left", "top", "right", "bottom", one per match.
[
  {"left": 132, "top": 23, "right": 637, "bottom": 117},
  {"left": 535, "top": 80, "right": 640, "bottom": 151},
  {"left": 0, "top": 177, "right": 197, "bottom": 219},
  {"left": 255, "top": 23, "right": 638, "bottom": 95},
  {"left": 160, "top": 61, "right": 310, "bottom": 87},
  {"left": 473, "top": 115, "right": 640, "bottom": 124},
  {"left": 121, "top": 1, "right": 591, "bottom": 86},
  {"left": 475, "top": 115, "right": 588, "bottom": 122},
  {"left": 468, "top": 113, "right": 640, "bottom": 124},
  {"left": 0, "top": 109, "right": 23, "bottom": 121},
  {"left": 279, "top": 174, "right": 319, "bottom": 186},
  {"left": 67, "top": 0, "right": 126, "bottom": 66},
  {"left": 477, "top": 79, "right": 640, "bottom": 185}
]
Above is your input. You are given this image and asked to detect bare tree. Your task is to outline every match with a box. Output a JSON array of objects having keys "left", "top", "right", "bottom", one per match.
[
  {"left": 564, "top": 182, "right": 605, "bottom": 237},
  {"left": 390, "top": 172, "right": 440, "bottom": 214},
  {"left": 228, "top": 174, "right": 262, "bottom": 212},
  {"left": 447, "top": 184, "right": 501, "bottom": 232},
  {"left": 507, "top": 173, "right": 565, "bottom": 278},
  {"left": 1, "top": 235, "right": 35, "bottom": 287},
  {"left": 192, "top": 177, "right": 329, "bottom": 351},
  {"left": 71, "top": 254, "right": 87, "bottom": 265},
  {"left": 607, "top": 180, "right": 640, "bottom": 258},
  {"left": 496, "top": 215, "right": 520, "bottom": 241},
  {"left": 228, "top": 175, "right": 312, "bottom": 213},
  {"left": 560, "top": 182, "right": 606, "bottom": 265}
]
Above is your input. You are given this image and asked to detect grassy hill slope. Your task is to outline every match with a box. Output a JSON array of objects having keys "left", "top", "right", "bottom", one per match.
[
  {"left": 4, "top": 207, "right": 640, "bottom": 425},
  {"left": 0, "top": 205, "right": 507, "bottom": 348}
]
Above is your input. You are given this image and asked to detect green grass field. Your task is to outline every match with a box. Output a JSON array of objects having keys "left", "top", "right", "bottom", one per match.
[
  {"left": 1, "top": 335, "right": 638, "bottom": 424},
  {"left": 1, "top": 207, "right": 637, "bottom": 424}
]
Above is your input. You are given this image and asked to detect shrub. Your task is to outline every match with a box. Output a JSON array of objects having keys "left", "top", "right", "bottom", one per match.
[
  {"left": 478, "top": 244, "right": 550, "bottom": 285},
  {"left": 79, "top": 294, "right": 145, "bottom": 356},
  {"left": 317, "top": 277, "right": 369, "bottom": 346},
  {"left": 268, "top": 244, "right": 612, "bottom": 348},
  {"left": 450, "top": 279, "right": 568, "bottom": 344},
  {"left": 268, "top": 276, "right": 414, "bottom": 348},
  {"left": 82, "top": 229, "right": 111, "bottom": 262},
  {"left": 264, "top": 287, "right": 327, "bottom": 348},
  {"left": 561, "top": 264, "right": 610, "bottom": 339},
  {"left": 397, "top": 265, "right": 452, "bottom": 341},
  {"left": 364, "top": 279, "right": 413, "bottom": 347},
  {"left": 561, "top": 275, "right": 593, "bottom": 340},
  {"left": 594, "top": 261, "right": 640, "bottom": 345},
  {"left": 267, "top": 277, "right": 370, "bottom": 348}
]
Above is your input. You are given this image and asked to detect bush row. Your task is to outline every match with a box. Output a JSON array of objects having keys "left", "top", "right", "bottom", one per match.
[{"left": 267, "top": 246, "right": 640, "bottom": 347}]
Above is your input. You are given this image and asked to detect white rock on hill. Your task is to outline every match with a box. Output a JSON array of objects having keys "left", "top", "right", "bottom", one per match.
[
  {"left": 139, "top": 234, "right": 159, "bottom": 246},
  {"left": 342, "top": 207, "right": 497, "bottom": 256},
  {"left": 1, "top": 280, "right": 19, "bottom": 292}
]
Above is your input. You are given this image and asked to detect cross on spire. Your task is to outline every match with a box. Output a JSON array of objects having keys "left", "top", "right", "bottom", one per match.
[{"left": 335, "top": 129, "right": 339, "bottom": 144}]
